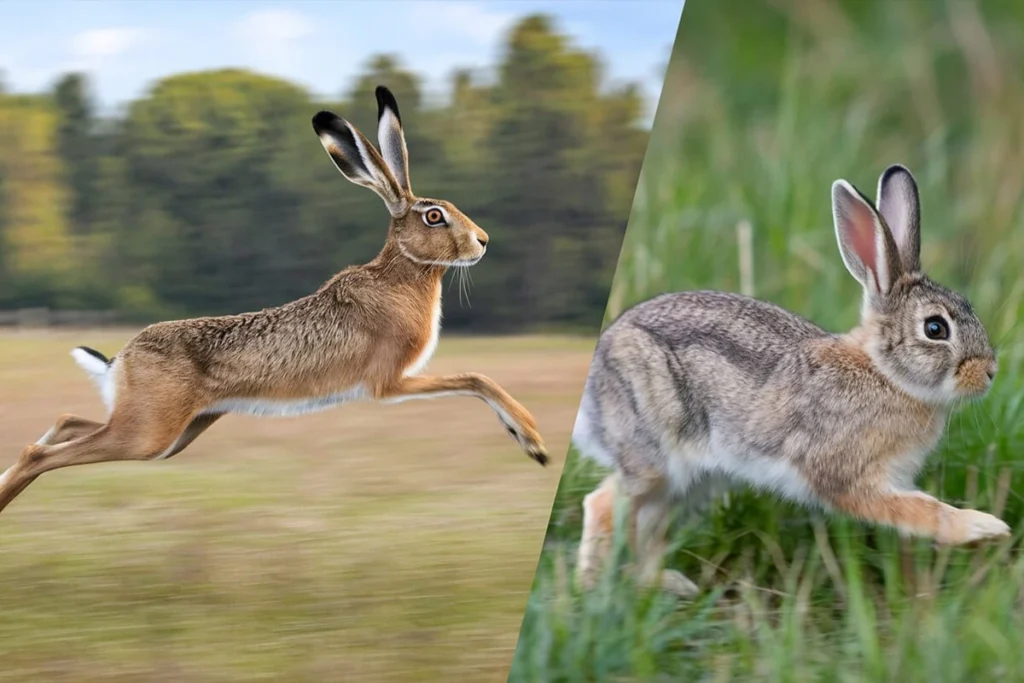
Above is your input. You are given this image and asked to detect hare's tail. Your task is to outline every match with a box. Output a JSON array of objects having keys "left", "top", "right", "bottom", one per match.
[
  {"left": 71, "top": 346, "right": 117, "bottom": 411},
  {"left": 71, "top": 346, "right": 111, "bottom": 383}
]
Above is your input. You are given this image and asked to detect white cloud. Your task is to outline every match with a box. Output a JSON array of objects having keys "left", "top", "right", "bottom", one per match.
[
  {"left": 231, "top": 8, "right": 316, "bottom": 73},
  {"left": 233, "top": 8, "right": 315, "bottom": 45},
  {"left": 70, "top": 27, "right": 149, "bottom": 63},
  {"left": 408, "top": 2, "right": 515, "bottom": 46}
]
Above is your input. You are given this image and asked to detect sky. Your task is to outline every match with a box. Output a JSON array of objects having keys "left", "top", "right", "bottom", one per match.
[{"left": 0, "top": 1, "right": 684, "bottom": 119}]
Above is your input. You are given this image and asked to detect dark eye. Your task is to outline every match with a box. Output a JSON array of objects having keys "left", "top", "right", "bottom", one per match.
[
  {"left": 924, "top": 315, "right": 949, "bottom": 341},
  {"left": 423, "top": 208, "right": 446, "bottom": 226}
]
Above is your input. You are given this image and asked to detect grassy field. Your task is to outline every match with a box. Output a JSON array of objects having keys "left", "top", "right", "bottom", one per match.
[
  {"left": 510, "top": 1, "right": 1024, "bottom": 681},
  {"left": 0, "top": 330, "right": 593, "bottom": 682}
]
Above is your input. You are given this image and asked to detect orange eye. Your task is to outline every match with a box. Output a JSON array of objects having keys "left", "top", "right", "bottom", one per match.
[{"left": 424, "top": 208, "right": 445, "bottom": 226}]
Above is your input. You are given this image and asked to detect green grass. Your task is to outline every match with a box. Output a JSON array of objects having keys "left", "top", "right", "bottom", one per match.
[{"left": 509, "top": 1, "right": 1024, "bottom": 680}]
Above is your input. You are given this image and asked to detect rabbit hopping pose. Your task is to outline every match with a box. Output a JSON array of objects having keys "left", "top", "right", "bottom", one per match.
[
  {"left": 0, "top": 86, "right": 548, "bottom": 515},
  {"left": 572, "top": 165, "right": 1008, "bottom": 597}
]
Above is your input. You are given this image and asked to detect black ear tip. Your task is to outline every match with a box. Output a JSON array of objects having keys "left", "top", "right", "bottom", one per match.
[
  {"left": 374, "top": 85, "right": 401, "bottom": 124},
  {"left": 311, "top": 110, "right": 340, "bottom": 134},
  {"left": 881, "top": 163, "right": 916, "bottom": 184}
]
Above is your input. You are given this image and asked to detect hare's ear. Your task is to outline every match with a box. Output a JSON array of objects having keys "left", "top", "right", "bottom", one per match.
[
  {"left": 832, "top": 179, "right": 903, "bottom": 299},
  {"left": 875, "top": 164, "right": 921, "bottom": 273},
  {"left": 375, "top": 86, "right": 411, "bottom": 194},
  {"left": 311, "top": 111, "right": 409, "bottom": 217}
]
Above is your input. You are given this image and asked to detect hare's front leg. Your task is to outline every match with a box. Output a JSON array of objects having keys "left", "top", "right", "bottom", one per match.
[
  {"left": 380, "top": 374, "right": 548, "bottom": 465},
  {"left": 831, "top": 489, "right": 1010, "bottom": 545}
]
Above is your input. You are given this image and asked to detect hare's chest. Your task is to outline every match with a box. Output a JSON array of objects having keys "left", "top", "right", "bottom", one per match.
[{"left": 403, "top": 293, "right": 442, "bottom": 377}]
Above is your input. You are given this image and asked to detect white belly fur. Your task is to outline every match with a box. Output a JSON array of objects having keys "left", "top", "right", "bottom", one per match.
[
  {"left": 404, "top": 290, "right": 442, "bottom": 377},
  {"left": 202, "top": 385, "right": 368, "bottom": 418}
]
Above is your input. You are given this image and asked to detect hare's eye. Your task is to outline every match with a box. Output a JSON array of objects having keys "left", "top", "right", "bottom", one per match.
[
  {"left": 423, "top": 208, "right": 446, "bottom": 227},
  {"left": 924, "top": 315, "right": 949, "bottom": 341}
]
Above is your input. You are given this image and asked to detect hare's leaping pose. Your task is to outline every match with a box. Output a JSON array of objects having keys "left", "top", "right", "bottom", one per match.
[
  {"left": 0, "top": 86, "right": 548, "bottom": 515},
  {"left": 573, "top": 165, "right": 1007, "bottom": 598}
]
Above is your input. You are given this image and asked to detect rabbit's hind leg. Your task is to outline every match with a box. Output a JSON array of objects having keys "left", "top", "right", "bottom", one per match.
[
  {"left": 576, "top": 473, "right": 618, "bottom": 590},
  {"left": 576, "top": 464, "right": 699, "bottom": 598},
  {"left": 628, "top": 476, "right": 699, "bottom": 598}
]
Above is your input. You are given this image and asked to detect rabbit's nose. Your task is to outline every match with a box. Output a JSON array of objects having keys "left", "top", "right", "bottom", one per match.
[
  {"left": 477, "top": 236, "right": 488, "bottom": 248},
  {"left": 986, "top": 361, "right": 997, "bottom": 381}
]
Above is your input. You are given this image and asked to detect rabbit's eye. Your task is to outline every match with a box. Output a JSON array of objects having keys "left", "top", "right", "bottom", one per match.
[
  {"left": 924, "top": 315, "right": 949, "bottom": 341},
  {"left": 423, "top": 208, "right": 446, "bottom": 227}
]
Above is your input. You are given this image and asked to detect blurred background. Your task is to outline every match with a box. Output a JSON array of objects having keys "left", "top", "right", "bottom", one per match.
[
  {"left": 0, "top": 0, "right": 680, "bottom": 331},
  {"left": 0, "top": 2, "right": 682, "bottom": 682},
  {"left": 513, "top": 1, "right": 1024, "bottom": 681}
]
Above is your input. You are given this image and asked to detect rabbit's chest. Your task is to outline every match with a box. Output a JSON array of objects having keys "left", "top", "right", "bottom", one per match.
[{"left": 883, "top": 406, "right": 948, "bottom": 478}]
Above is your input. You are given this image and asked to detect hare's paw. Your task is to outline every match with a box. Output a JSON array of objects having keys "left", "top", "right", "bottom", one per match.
[
  {"left": 504, "top": 424, "right": 548, "bottom": 466},
  {"left": 940, "top": 509, "right": 1011, "bottom": 545}
]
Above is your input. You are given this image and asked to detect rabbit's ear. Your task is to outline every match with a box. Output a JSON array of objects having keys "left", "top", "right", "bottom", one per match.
[
  {"left": 375, "top": 86, "right": 411, "bottom": 194},
  {"left": 832, "top": 179, "right": 903, "bottom": 298},
  {"left": 875, "top": 164, "right": 921, "bottom": 273},
  {"left": 311, "top": 110, "right": 409, "bottom": 217}
]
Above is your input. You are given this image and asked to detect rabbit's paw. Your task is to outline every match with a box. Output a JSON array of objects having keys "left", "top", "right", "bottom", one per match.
[
  {"left": 659, "top": 569, "right": 700, "bottom": 598},
  {"left": 939, "top": 509, "right": 1010, "bottom": 545}
]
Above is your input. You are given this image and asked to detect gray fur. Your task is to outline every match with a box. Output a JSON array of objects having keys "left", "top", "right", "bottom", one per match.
[{"left": 572, "top": 165, "right": 1002, "bottom": 593}]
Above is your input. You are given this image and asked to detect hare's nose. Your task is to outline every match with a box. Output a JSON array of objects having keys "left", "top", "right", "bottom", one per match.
[
  {"left": 477, "top": 236, "right": 488, "bottom": 248},
  {"left": 986, "top": 360, "right": 997, "bottom": 381}
]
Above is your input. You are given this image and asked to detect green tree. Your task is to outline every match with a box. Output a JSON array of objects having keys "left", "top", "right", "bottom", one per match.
[
  {"left": 0, "top": 15, "right": 656, "bottom": 330},
  {"left": 52, "top": 73, "right": 97, "bottom": 237}
]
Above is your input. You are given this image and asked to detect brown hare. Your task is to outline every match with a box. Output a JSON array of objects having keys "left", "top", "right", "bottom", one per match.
[
  {"left": 572, "top": 165, "right": 1007, "bottom": 597},
  {"left": 0, "top": 86, "right": 548, "bottom": 514}
]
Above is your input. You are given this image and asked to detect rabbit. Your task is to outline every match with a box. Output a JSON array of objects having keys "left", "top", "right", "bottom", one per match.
[
  {"left": 571, "top": 164, "right": 1007, "bottom": 597},
  {"left": 0, "top": 85, "right": 548, "bottom": 516}
]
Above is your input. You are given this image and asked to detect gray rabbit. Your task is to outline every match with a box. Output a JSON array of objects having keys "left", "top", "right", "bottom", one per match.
[{"left": 572, "top": 165, "right": 1008, "bottom": 597}]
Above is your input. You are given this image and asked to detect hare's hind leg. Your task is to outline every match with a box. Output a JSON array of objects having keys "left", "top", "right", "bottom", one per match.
[
  {"left": 36, "top": 414, "right": 104, "bottom": 446},
  {"left": 0, "top": 393, "right": 198, "bottom": 514},
  {"left": 0, "top": 415, "right": 106, "bottom": 507}
]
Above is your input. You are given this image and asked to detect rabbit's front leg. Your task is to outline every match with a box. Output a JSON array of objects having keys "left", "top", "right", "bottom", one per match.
[
  {"left": 379, "top": 373, "right": 548, "bottom": 465},
  {"left": 831, "top": 489, "right": 1010, "bottom": 545}
]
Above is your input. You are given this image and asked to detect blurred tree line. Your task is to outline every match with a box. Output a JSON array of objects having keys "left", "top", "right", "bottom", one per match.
[{"left": 0, "top": 15, "right": 653, "bottom": 332}]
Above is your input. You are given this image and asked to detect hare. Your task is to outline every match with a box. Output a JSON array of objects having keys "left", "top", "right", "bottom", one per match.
[
  {"left": 572, "top": 165, "right": 1007, "bottom": 597},
  {"left": 0, "top": 86, "right": 548, "bottom": 515}
]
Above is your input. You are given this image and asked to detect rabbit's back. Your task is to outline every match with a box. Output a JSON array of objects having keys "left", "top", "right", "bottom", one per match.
[{"left": 574, "top": 291, "right": 839, "bottom": 492}]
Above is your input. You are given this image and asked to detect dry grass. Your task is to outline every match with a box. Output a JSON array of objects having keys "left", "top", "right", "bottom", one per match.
[{"left": 0, "top": 330, "right": 592, "bottom": 682}]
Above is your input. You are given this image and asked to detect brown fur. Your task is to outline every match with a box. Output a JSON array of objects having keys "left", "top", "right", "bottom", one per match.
[{"left": 0, "top": 87, "right": 547, "bottom": 515}]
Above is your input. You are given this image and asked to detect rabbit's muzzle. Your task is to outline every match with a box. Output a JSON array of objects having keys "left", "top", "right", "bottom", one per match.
[{"left": 955, "top": 356, "right": 997, "bottom": 397}]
